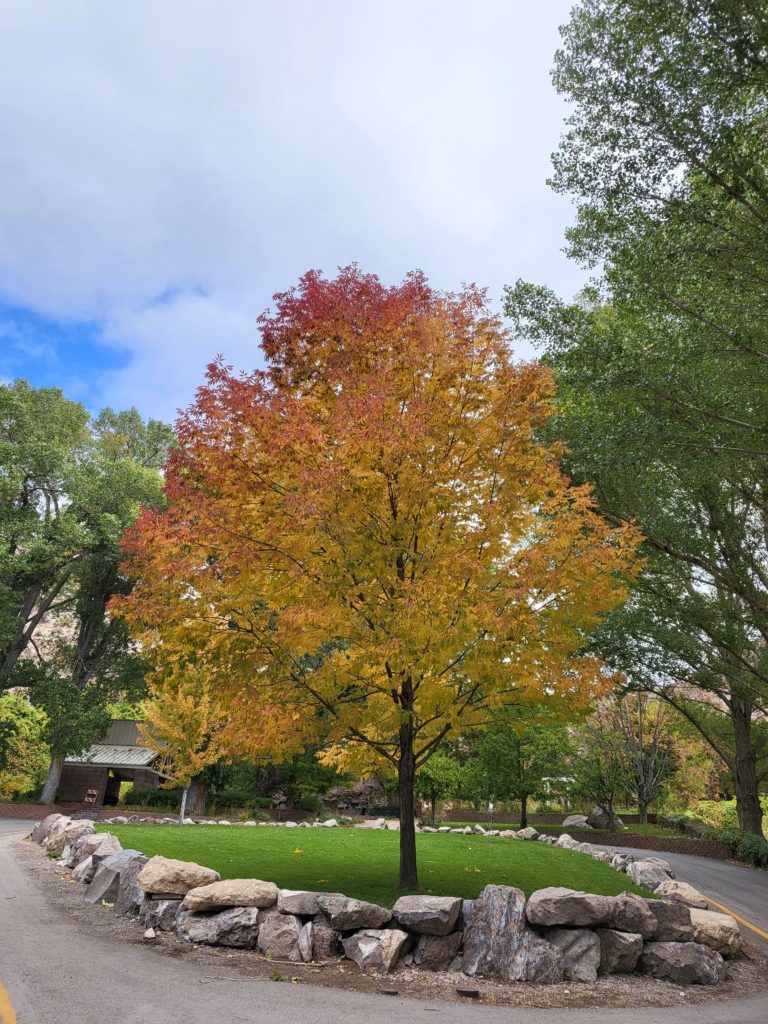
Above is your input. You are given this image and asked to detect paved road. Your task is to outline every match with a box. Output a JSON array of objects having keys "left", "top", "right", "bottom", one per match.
[
  {"left": 605, "top": 845, "right": 768, "bottom": 952},
  {"left": 2, "top": 824, "right": 768, "bottom": 1024}
]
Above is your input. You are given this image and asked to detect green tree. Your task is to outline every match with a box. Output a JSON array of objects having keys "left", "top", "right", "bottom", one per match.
[
  {"left": 414, "top": 750, "right": 463, "bottom": 825},
  {"left": 0, "top": 690, "right": 49, "bottom": 799},
  {"left": 504, "top": 0, "right": 768, "bottom": 836},
  {"left": 460, "top": 712, "right": 571, "bottom": 827}
]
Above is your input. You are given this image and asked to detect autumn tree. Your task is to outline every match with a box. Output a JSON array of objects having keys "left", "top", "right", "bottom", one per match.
[
  {"left": 116, "top": 268, "right": 639, "bottom": 887},
  {"left": 139, "top": 667, "right": 229, "bottom": 822}
]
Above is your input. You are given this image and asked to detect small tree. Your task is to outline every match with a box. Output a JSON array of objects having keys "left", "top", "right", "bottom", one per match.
[
  {"left": 139, "top": 668, "right": 228, "bottom": 822},
  {"left": 613, "top": 694, "right": 678, "bottom": 822},
  {"left": 569, "top": 707, "right": 628, "bottom": 830},
  {"left": 414, "top": 750, "right": 462, "bottom": 825}
]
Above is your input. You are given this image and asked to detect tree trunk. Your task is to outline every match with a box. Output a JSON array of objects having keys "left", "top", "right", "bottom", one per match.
[
  {"left": 187, "top": 776, "right": 209, "bottom": 816},
  {"left": 637, "top": 801, "right": 649, "bottom": 825},
  {"left": 398, "top": 719, "right": 418, "bottom": 890},
  {"left": 731, "top": 698, "right": 764, "bottom": 836},
  {"left": 179, "top": 784, "right": 189, "bottom": 824},
  {"left": 520, "top": 793, "right": 528, "bottom": 829},
  {"left": 40, "top": 753, "right": 65, "bottom": 805},
  {"left": 430, "top": 791, "right": 437, "bottom": 827}
]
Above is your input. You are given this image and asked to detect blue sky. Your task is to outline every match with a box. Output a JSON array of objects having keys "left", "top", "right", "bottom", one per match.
[{"left": 0, "top": 1, "right": 585, "bottom": 423}]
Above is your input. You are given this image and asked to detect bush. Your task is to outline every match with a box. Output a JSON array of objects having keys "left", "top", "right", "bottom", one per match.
[
  {"left": 252, "top": 796, "right": 272, "bottom": 809},
  {"left": 297, "top": 794, "right": 322, "bottom": 814},
  {"left": 122, "top": 786, "right": 183, "bottom": 809},
  {"left": 714, "top": 827, "right": 768, "bottom": 869}
]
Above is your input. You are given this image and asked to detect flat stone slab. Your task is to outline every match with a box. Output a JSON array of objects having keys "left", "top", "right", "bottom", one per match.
[
  {"left": 392, "top": 895, "right": 461, "bottom": 935},
  {"left": 526, "top": 887, "right": 614, "bottom": 928},
  {"left": 182, "top": 878, "right": 278, "bottom": 912}
]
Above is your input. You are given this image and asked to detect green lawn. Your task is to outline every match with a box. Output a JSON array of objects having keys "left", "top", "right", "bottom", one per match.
[{"left": 97, "top": 824, "right": 650, "bottom": 907}]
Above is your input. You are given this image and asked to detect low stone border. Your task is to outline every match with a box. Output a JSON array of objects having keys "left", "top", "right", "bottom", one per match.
[{"left": 29, "top": 813, "right": 746, "bottom": 987}]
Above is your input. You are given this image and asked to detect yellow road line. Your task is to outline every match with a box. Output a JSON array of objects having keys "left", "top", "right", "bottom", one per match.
[
  {"left": 704, "top": 894, "right": 768, "bottom": 942},
  {"left": 0, "top": 982, "right": 17, "bottom": 1024}
]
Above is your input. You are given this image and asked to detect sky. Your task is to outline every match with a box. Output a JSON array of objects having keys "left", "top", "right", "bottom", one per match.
[{"left": 0, "top": 0, "right": 585, "bottom": 423}]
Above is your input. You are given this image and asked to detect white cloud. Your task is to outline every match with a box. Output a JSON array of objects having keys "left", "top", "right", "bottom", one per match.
[{"left": 0, "top": 0, "right": 583, "bottom": 417}]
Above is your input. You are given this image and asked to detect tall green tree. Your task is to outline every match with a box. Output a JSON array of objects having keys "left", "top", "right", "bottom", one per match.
[
  {"left": 504, "top": 0, "right": 768, "bottom": 835},
  {"left": 35, "top": 406, "right": 174, "bottom": 802}
]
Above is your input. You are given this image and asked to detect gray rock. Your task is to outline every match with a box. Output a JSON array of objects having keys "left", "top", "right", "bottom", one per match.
[
  {"left": 556, "top": 834, "right": 578, "bottom": 849},
  {"left": 472, "top": 824, "right": 486, "bottom": 835},
  {"left": 31, "top": 813, "right": 68, "bottom": 844},
  {"left": 610, "top": 892, "right": 656, "bottom": 939},
  {"left": 586, "top": 807, "right": 624, "bottom": 830},
  {"left": 437, "top": 827, "right": 451, "bottom": 833},
  {"left": 690, "top": 908, "right": 743, "bottom": 958},
  {"left": 460, "top": 899, "right": 475, "bottom": 930},
  {"left": 298, "top": 921, "right": 313, "bottom": 961},
  {"left": 182, "top": 878, "right": 278, "bottom": 912},
  {"left": 83, "top": 849, "right": 146, "bottom": 905},
  {"left": 115, "top": 854, "right": 149, "bottom": 918},
  {"left": 47, "top": 819, "right": 94, "bottom": 855},
  {"left": 547, "top": 928, "right": 601, "bottom": 982},
  {"left": 72, "top": 855, "right": 95, "bottom": 884},
  {"left": 392, "top": 895, "right": 461, "bottom": 935},
  {"left": 177, "top": 906, "right": 261, "bottom": 948},
  {"left": 462, "top": 884, "right": 563, "bottom": 984},
  {"left": 257, "top": 910, "right": 302, "bottom": 960},
  {"left": 627, "top": 857, "right": 675, "bottom": 890},
  {"left": 317, "top": 894, "right": 391, "bottom": 930},
  {"left": 140, "top": 898, "right": 183, "bottom": 931},
  {"left": 598, "top": 929, "right": 643, "bottom": 974},
  {"left": 90, "top": 834, "right": 124, "bottom": 869},
  {"left": 414, "top": 932, "right": 463, "bottom": 970},
  {"left": 278, "top": 889, "right": 343, "bottom": 917},
  {"left": 526, "top": 887, "right": 614, "bottom": 928},
  {"left": 342, "top": 928, "right": 410, "bottom": 972},
  {"left": 639, "top": 941, "right": 726, "bottom": 985},
  {"left": 138, "top": 855, "right": 220, "bottom": 896},
  {"left": 654, "top": 880, "right": 709, "bottom": 909},
  {"left": 311, "top": 914, "right": 342, "bottom": 959},
  {"left": 70, "top": 831, "right": 116, "bottom": 868},
  {"left": 516, "top": 826, "right": 539, "bottom": 840},
  {"left": 646, "top": 899, "right": 693, "bottom": 942},
  {"left": 562, "top": 814, "right": 590, "bottom": 829}
]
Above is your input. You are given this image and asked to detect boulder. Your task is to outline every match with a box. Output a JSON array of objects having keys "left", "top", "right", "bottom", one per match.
[
  {"left": 562, "top": 814, "right": 590, "bottom": 829},
  {"left": 317, "top": 894, "right": 391, "bottom": 930},
  {"left": 645, "top": 899, "right": 693, "bottom": 942},
  {"left": 89, "top": 834, "right": 124, "bottom": 869},
  {"left": 610, "top": 892, "right": 656, "bottom": 938},
  {"left": 556, "top": 834, "right": 578, "bottom": 850},
  {"left": 526, "top": 887, "right": 614, "bottom": 928},
  {"left": 639, "top": 941, "right": 726, "bottom": 986},
  {"left": 138, "top": 855, "right": 220, "bottom": 896},
  {"left": 516, "top": 826, "right": 539, "bottom": 840},
  {"left": 598, "top": 929, "right": 643, "bottom": 974},
  {"left": 72, "top": 856, "right": 95, "bottom": 884},
  {"left": 547, "top": 928, "right": 601, "bottom": 982},
  {"left": 499, "top": 830, "right": 517, "bottom": 838},
  {"left": 627, "top": 858, "right": 675, "bottom": 890},
  {"left": 115, "top": 854, "right": 149, "bottom": 918},
  {"left": 414, "top": 932, "right": 463, "bottom": 970},
  {"left": 31, "top": 813, "right": 68, "bottom": 844},
  {"left": 182, "top": 878, "right": 278, "bottom": 912},
  {"left": 654, "top": 880, "right": 709, "bottom": 909},
  {"left": 311, "top": 914, "right": 343, "bottom": 959},
  {"left": 586, "top": 808, "right": 624, "bottom": 830},
  {"left": 47, "top": 819, "right": 94, "bottom": 854},
  {"left": 462, "top": 884, "right": 563, "bottom": 984},
  {"left": 178, "top": 906, "right": 261, "bottom": 948},
  {"left": 297, "top": 921, "right": 313, "bottom": 961},
  {"left": 322, "top": 818, "right": 338, "bottom": 828},
  {"left": 83, "top": 849, "right": 146, "bottom": 905},
  {"left": 278, "top": 890, "right": 343, "bottom": 917},
  {"left": 256, "top": 910, "right": 302, "bottom": 960},
  {"left": 342, "top": 928, "right": 410, "bottom": 973},
  {"left": 392, "top": 895, "right": 461, "bottom": 936},
  {"left": 690, "top": 908, "right": 743, "bottom": 958},
  {"left": 71, "top": 831, "right": 118, "bottom": 868},
  {"left": 472, "top": 824, "right": 486, "bottom": 835},
  {"left": 139, "top": 898, "right": 182, "bottom": 931}
]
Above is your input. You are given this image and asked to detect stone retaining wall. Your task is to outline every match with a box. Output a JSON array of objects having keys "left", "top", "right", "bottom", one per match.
[
  {"left": 444, "top": 810, "right": 659, "bottom": 825},
  {"left": 27, "top": 812, "right": 745, "bottom": 988}
]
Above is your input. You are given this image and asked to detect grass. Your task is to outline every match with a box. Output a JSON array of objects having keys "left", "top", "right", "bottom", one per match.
[
  {"left": 439, "top": 822, "right": 671, "bottom": 837},
  {"left": 97, "top": 823, "right": 650, "bottom": 907}
]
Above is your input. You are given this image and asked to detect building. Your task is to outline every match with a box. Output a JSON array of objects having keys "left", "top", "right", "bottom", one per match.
[{"left": 58, "top": 720, "right": 170, "bottom": 807}]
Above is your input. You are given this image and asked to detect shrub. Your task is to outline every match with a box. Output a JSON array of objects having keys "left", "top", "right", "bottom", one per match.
[
  {"left": 252, "top": 796, "right": 272, "bottom": 809},
  {"left": 714, "top": 828, "right": 768, "bottom": 869},
  {"left": 297, "top": 794, "right": 322, "bottom": 814},
  {"left": 122, "top": 786, "right": 183, "bottom": 809}
]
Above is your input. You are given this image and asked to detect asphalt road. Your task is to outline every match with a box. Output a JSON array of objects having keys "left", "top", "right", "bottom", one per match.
[
  {"left": 607, "top": 845, "right": 768, "bottom": 952},
  {"left": 2, "top": 823, "right": 768, "bottom": 1024}
]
